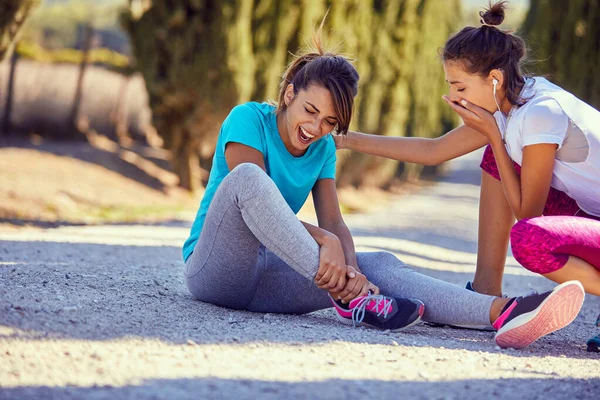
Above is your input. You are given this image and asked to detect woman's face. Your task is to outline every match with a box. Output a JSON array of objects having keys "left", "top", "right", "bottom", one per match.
[
  {"left": 443, "top": 61, "right": 500, "bottom": 114},
  {"left": 279, "top": 84, "right": 339, "bottom": 156}
]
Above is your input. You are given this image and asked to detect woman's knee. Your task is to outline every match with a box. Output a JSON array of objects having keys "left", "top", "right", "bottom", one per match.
[
  {"left": 223, "top": 162, "right": 271, "bottom": 193},
  {"left": 510, "top": 218, "right": 566, "bottom": 274},
  {"left": 229, "top": 162, "right": 267, "bottom": 181}
]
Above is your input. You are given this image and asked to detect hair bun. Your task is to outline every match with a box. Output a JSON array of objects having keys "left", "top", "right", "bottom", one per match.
[{"left": 479, "top": 1, "right": 506, "bottom": 27}]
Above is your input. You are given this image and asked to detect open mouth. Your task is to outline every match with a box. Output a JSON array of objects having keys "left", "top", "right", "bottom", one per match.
[{"left": 298, "top": 126, "right": 315, "bottom": 145}]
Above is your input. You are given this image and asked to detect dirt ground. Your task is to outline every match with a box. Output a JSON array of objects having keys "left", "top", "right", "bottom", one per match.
[{"left": 1, "top": 150, "right": 599, "bottom": 399}]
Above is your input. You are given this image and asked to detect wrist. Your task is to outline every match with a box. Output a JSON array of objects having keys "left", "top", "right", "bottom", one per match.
[
  {"left": 344, "top": 131, "right": 357, "bottom": 150},
  {"left": 488, "top": 134, "right": 505, "bottom": 150},
  {"left": 318, "top": 232, "right": 339, "bottom": 247}
]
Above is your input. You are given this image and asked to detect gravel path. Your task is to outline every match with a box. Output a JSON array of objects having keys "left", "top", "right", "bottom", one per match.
[{"left": 1, "top": 151, "right": 599, "bottom": 399}]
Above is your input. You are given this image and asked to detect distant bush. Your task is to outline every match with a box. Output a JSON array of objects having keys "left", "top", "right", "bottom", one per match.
[
  {"left": 20, "top": 0, "right": 128, "bottom": 52},
  {"left": 16, "top": 40, "right": 130, "bottom": 71}
]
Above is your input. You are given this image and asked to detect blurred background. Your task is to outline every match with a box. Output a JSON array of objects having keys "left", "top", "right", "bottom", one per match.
[{"left": 0, "top": 0, "right": 598, "bottom": 225}]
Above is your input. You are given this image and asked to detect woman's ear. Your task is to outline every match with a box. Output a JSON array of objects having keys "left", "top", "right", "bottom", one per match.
[
  {"left": 284, "top": 84, "right": 295, "bottom": 106},
  {"left": 489, "top": 69, "right": 504, "bottom": 89}
]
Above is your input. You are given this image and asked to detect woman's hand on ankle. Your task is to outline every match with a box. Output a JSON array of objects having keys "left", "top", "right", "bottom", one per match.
[
  {"left": 315, "top": 234, "right": 349, "bottom": 292},
  {"left": 336, "top": 266, "right": 380, "bottom": 304}
]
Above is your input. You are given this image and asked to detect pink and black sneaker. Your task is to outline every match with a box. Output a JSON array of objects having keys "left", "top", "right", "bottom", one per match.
[
  {"left": 493, "top": 280, "right": 585, "bottom": 349},
  {"left": 329, "top": 293, "right": 425, "bottom": 332}
]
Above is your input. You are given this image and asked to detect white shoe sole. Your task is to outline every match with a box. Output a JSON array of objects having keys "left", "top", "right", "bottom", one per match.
[{"left": 494, "top": 280, "right": 585, "bottom": 349}]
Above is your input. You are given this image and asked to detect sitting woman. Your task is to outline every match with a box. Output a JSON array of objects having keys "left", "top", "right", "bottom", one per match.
[{"left": 182, "top": 28, "right": 584, "bottom": 349}]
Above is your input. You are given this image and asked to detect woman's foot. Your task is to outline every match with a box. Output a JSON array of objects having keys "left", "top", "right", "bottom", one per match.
[
  {"left": 586, "top": 314, "right": 600, "bottom": 352},
  {"left": 493, "top": 281, "right": 585, "bottom": 349},
  {"left": 329, "top": 293, "right": 425, "bottom": 332}
]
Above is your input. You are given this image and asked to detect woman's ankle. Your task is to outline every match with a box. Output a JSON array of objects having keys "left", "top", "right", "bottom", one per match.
[
  {"left": 472, "top": 278, "right": 503, "bottom": 297},
  {"left": 489, "top": 297, "right": 512, "bottom": 324}
]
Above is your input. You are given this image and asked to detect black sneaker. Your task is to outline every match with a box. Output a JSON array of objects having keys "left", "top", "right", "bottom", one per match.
[
  {"left": 329, "top": 293, "right": 424, "bottom": 332},
  {"left": 586, "top": 314, "right": 600, "bottom": 352},
  {"left": 493, "top": 281, "right": 585, "bottom": 349}
]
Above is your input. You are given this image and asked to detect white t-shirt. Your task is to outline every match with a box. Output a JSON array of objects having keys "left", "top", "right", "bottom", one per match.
[{"left": 494, "top": 77, "right": 600, "bottom": 217}]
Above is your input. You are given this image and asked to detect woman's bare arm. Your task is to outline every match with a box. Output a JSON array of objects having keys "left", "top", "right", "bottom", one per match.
[{"left": 342, "top": 124, "right": 488, "bottom": 166}]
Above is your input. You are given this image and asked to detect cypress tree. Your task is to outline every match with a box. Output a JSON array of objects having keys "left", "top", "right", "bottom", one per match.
[
  {"left": 522, "top": 0, "right": 600, "bottom": 109},
  {"left": 123, "top": 0, "right": 461, "bottom": 190},
  {"left": 0, "top": 0, "right": 38, "bottom": 61}
]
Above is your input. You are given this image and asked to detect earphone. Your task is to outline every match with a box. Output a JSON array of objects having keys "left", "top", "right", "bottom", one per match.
[
  {"left": 491, "top": 76, "right": 510, "bottom": 153},
  {"left": 492, "top": 77, "right": 502, "bottom": 113}
]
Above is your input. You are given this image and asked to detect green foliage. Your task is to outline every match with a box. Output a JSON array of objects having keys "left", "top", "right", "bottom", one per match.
[
  {"left": 21, "top": 0, "right": 126, "bottom": 50},
  {"left": 0, "top": 0, "right": 39, "bottom": 60},
  {"left": 16, "top": 39, "right": 130, "bottom": 69},
  {"left": 124, "top": 0, "right": 462, "bottom": 190},
  {"left": 521, "top": 0, "right": 600, "bottom": 110}
]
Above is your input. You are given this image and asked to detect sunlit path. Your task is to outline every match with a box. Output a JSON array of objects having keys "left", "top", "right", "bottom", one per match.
[{"left": 1, "top": 151, "right": 599, "bottom": 399}]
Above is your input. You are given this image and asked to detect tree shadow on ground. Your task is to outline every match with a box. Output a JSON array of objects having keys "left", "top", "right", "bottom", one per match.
[
  {"left": 2, "top": 377, "right": 599, "bottom": 400},
  {"left": 0, "top": 136, "right": 176, "bottom": 194},
  {"left": 1, "top": 239, "right": 598, "bottom": 361}
]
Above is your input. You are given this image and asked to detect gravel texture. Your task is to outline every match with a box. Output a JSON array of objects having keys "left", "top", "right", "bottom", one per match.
[{"left": 1, "top": 150, "right": 599, "bottom": 399}]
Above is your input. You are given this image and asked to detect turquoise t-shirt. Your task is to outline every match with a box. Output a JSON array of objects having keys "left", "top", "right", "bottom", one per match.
[{"left": 182, "top": 102, "right": 337, "bottom": 261}]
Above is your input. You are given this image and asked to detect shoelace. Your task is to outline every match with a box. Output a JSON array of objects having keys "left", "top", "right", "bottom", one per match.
[{"left": 351, "top": 294, "right": 393, "bottom": 327}]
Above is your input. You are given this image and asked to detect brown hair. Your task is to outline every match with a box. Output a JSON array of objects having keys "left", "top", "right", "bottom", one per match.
[
  {"left": 442, "top": 1, "right": 527, "bottom": 106},
  {"left": 276, "top": 21, "right": 359, "bottom": 134}
]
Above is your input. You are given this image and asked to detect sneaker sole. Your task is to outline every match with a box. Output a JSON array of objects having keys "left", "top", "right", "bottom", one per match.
[
  {"left": 333, "top": 301, "right": 425, "bottom": 333},
  {"left": 494, "top": 281, "right": 585, "bottom": 350}
]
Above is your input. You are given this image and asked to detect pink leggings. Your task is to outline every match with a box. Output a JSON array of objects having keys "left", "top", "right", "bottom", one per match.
[{"left": 480, "top": 145, "right": 600, "bottom": 274}]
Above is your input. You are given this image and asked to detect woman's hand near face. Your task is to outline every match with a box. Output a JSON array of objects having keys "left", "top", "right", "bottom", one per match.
[
  {"left": 442, "top": 96, "right": 503, "bottom": 145},
  {"left": 315, "top": 234, "right": 352, "bottom": 292}
]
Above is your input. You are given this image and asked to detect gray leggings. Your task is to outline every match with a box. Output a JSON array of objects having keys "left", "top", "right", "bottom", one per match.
[{"left": 185, "top": 163, "right": 495, "bottom": 327}]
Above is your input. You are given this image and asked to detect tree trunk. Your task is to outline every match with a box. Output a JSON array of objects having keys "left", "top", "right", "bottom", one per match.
[
  {"left": 0, "top": 0, "right": 38, "bottom": 62},
  {"left": 112, "top": 73, "right": 132, "bottom": 145},
  {"left": 522, "top": 0, "right": 600, "bottom": 109},
  {"left": 67, "top": 23, "right": 93, "bottom": 139},
  {"left": 1, "top": 51, "right": 18, "bottom": 135}
]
